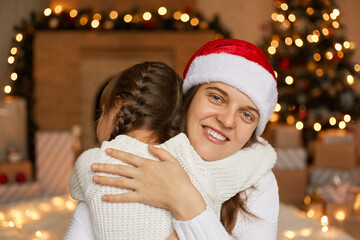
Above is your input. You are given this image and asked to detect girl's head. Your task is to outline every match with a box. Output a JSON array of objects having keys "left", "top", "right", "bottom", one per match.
[
  {"left": 181, "top": 39, "right": 277, "bottom": 161},
  {"left": 97, "top": 61, "right": 183, "bottom": 143}
]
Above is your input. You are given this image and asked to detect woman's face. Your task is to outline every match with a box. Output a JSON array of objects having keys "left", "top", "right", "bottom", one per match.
[{"left": 186, "top": 82, "right": 259, "bottom": 161}]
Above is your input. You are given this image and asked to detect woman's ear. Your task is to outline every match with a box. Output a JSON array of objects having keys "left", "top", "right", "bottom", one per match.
[{"left": 115, "top": 96, "right": 122, "bottom": 113}]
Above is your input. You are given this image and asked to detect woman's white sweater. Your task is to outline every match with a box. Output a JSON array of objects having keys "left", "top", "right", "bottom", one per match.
[{"left": 69, "top": 133, "right": 276, "bottom": 240}]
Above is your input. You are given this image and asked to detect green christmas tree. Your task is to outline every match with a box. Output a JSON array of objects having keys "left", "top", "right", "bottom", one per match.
[{"left": 262, "top": 0, "right": 360, "bottom": 143}]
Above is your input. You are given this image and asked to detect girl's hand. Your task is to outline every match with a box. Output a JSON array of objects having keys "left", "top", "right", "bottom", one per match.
[{"left": 91, "top": 145, "right": 206, "bottom": 220}]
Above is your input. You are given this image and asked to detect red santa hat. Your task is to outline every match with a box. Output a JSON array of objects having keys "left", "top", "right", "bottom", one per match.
[{"left": 183, "top": 39, "right": 277, "bottom": 136}]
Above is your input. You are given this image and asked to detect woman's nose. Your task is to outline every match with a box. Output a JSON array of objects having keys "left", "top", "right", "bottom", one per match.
[{"left": 216, "top": 110, "right": 236, "bottom": 129}]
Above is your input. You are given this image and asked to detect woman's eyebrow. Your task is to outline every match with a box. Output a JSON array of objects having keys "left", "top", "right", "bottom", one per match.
[{"left": 205, "top": 86, "right": 228, "bottom": 96}]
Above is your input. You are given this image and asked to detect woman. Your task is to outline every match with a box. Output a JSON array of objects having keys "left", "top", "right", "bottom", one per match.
[{"left": 70, "top": 39, "right": 279, "bottom": 239}]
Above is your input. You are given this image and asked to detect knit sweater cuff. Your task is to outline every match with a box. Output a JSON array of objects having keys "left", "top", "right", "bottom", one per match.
[{"left": 172, "top": 206, "right": 233, "bottom": 240}]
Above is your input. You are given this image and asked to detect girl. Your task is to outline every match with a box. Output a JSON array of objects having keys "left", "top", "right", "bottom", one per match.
[{"left": 67, "top": 39, "right": 279, "bottom": 239}]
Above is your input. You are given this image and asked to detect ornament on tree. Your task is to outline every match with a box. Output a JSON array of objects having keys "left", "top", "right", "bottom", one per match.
[{"left": 0, "top": 174, "right": 7, "bottom": 184}]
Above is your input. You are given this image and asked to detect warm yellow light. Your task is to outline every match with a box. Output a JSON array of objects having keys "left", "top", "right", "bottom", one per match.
[
  {"left": 91, "top": 20, "right": 99, "bottom": 28},
  {"left": 346, "top": 74, "right": 354, "bottom": 85},
  {"left": 269, "top": 113, "right": 279, "bottom": 122},
  {"left": 354, "top": 64, "right": 360, "bottom": 72},
  {"left": 80, "top": 16, "right": 88, "bottom": 25},
  {"left": 299, "top": 228, "right": 312, "bottom": 237},
  {"left": 304, "top": 196, "right": 311, "bottom": 205},
  {"left": 280, "top": 3, "right": 288, "bottom": 11},
  {"left": 271, "top": 13, "right": 278, "bottom": 21},
  {"left": 285, "top": 37, "right": 293, "bottom": 45},
  {"left": 109, "top": 10, "right": 118, "bottom": 20},
  {"left": 335, "top": 43, "right": 342, "bottom": 51},
  {"left": 173, "top": 11, "right": 182, "bottom": 20},
  {"left": 337, "top": 51, "right": 344, "bottom": 58},
  {"left": 44, "top": 8, "right": 52, "bottom": 16},
  {"left": 143, "top": 12, "right": 152, "bottom": 21},
  {"left": 307, "top": 35, "right": 313, "bottom": 43},
  {"left": 0, "top": 212, "right": 4, "bottom": 220},
  {"left": 65, "top": 201, "right": 76, "bottom": 211},
  {"left": 268, "top": 46, "right": 276, "bottom": 55},
  {"left": 274, "top": 71, "right": 278, "bottom": 78},
  {"left": 54, "top": 5, "right": 62, "bottom": 14},
  {"left": 321, "top": 215, "right": 329, "bottom": 225},
  {"left": 277, "top": 14, "right": 285, "bottom": 22},
  {"left": 323, "top": 13, "right": 330, "bottom": 21},
  {"left": 8, "top": 56, "right": 15, "bottom": 64},
  {"left": 282, "top": 20, "right": 291, "bottom": 28},
  {"left": 329, "top": 117, "right": 336, "bottom": 125},
  {"left": 124, "top": 14, "right": 132, "bottom": 23},
  {"left": 288, "top": 105, "right": 296, "bottom": 111},
  {"left": 285, "top": 76, "right": 294, "bottom": 85},
  {"left": 326, "top": 51, "right": 333, "bottom": 60},
  {"left": 93, "top": 13, "right": 102, "bottom": 20},
  {"left": 158, "top": 7, "right": 167, "bottom": 16},
  {"left": 287, "top": 115, "right": 295, "bottom": 125},
  {"left": 10, "top": 72, "right": 18, "bottom": 81},
  {"left": 307, "top": 7, "right": 314, "bottom": 15},
  {"left": 343, "top": 41, "right": 350, "bottom": 49},
  {"left": 69, "top": 9, "right": 78, "bottom": 18},
  {"left": 339, "top": 121, "right": 346, "bottom": 129},
  {"left": 10, "top": 47, "right": 18, "bottom": 55},
  {"left": 4, "top": 85, "right": 12, "bottom": 94},
  {"left": 350, "top": 42, "right": 356, "bottom": 49},
  {"left": 311, "top": 35, "right": 319, "bottom": 42},
  {"left": 296, "top": 121, "right": 304, "bottom": 130},
  {"left": 16, "top": 33, "right": 23, "bottom": 42},
  {"left": 36, "top": 231, "right": 42, "bottom": 237},
  {"left": 316, "top": 69, "right": 324, "bottom": 77},
  {"left": 199, "top": 21, "right": 209, "bottom": 29},
  {"left": 190, "top": 18, "right": 199, "bottom": 26},
  {"left": 322, "top": 226, "right": 329, "bottom": 232},
  {"left": 313, "top": 53, "right": 321, "bottom": 61},
  {"left": 215, "top": 33, "right": 224, "bottom": 40},
  {"left": 8, "top": 221, "right": 14, "bottom": 227},
  {"left": 271, "top": 40, "right": 279, "bottom": 48},
  {"left": 313, "top": 30, "right": 320, "bottom": 36},
  {"left": 322, "top": 28, "right": 329, "bottom": 36},
  {"left": 334, "top": 210, "right": 346, "bottom": 221},
  {"left": 275, "top": 103, "right": 281, "bottom": 112},
  {"left": 354, "top": 194, "right": 360, "bottom": 210},
  {"left": 314, "top": 122, "right": 322, "bottom": 131},
  {"left": 342, "top": 115, "right": 351, "bottom": 124},
  {"left": 288, "top": 14, "right": 296, "bottom": 22},
  {"left": 333, "top": 21, "right": 339, "bottom": 28},
  {"left": 284, "top": 230, "right": 296, "bottom": 239},
  {"left": 330, "top": 13, "right": 336, "bottom": 20},
  {"left": 307, "top": 209, "right": 315, "bottom": 218},
  {"left": 333, "top": 9, "right": 340, "bottom": 16},
  {"left": 181, "top": 13, "right": 190, "bottom": 22},
  {"left": 295, "top": 38, "right": 303, "bottom": 47}
]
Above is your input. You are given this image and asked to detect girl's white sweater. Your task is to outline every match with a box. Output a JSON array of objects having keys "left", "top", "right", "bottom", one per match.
[{"left": 68, "top": 133, "right": 276, "bottom": 240}]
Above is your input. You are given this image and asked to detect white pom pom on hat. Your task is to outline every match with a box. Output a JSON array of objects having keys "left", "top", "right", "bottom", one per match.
[{"left": 183, "top": 39, "right": 278, "bottom": 136}]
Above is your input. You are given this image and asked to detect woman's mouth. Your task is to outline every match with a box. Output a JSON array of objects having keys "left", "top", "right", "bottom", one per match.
[{"left": 202, "top": 126, "right": 228, "bottom": 143}]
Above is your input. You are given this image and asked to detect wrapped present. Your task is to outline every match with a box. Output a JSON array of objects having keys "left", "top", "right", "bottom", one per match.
[
  {"left": 0, "top": 182, "right": 42, "bottom": 204},
  {"left": 274, "top": 147, "right": 307, "bottom": 170},
  {"left": 263, "top": 123, "right": 303, "bottom": 148},
  {"left": 318, "top": 129, "right": 354, "bottom": 145},
  {"left": 0, "top": 160, "right": 34, "bottom": 183},
  {"left": 274, "top": 168, "right": 308, "bottom": 206},
  {"left": 313, "top": 140, "right": 358, "bottom": 169},
  {"left": 36, "top": 131, "right": 75, "bottom": 195},
  {"left": 309, "top": 166, "right": 360, "bottom": 187}
]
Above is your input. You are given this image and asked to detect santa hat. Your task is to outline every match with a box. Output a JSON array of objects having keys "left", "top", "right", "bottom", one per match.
[{"left": 183, "top": 39, "right": 277, "bottom": 136}]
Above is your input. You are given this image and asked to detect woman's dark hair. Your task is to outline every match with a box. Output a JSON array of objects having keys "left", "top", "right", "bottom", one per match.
[
  {"left": 181, "top": 85, "right": 259, "bottom": 234},
  {"left": 99, "top": 61, "right": 183, "bottom": 143}
]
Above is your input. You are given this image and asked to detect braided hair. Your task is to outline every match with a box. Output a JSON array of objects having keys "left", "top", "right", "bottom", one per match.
[{"left": 99, "top": 62, "right": 183, "bottom": 143}]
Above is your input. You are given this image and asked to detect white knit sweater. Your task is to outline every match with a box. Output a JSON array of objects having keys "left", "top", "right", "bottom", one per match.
[{"left": 69, "top": 133, "right": 276, "bottom": 240}]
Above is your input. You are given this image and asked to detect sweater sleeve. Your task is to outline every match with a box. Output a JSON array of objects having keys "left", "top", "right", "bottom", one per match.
[
  {"left": 173, "top": 172, "right": 279, "bottom": 240},
  {"left": 64, "top": 201, "right": 96, "bottom": 240}
]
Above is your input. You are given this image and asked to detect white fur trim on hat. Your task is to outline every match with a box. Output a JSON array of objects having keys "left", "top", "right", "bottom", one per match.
[{"left": 183, "top": 53, "right": 277, "bottom": 135}]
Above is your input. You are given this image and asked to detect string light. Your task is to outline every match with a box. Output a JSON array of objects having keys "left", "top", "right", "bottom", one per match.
[
  {"left": 314, "top": 122, "right": 322, "bottom": 131},
  {"left": 69, "top": 9, "right": 78, "bottom": 18},
  {"left": 269, "top": 113, "right": 279, "bottom": 122},
  {"left": 288, "top": 14, "right": 296, "bottom": 22},
  {"left": 306, "top": 7, "right": 314, "bottom": 15},
  {"left": 329, "top": 117, "right": 336, "bottom": 125},
  {"left": 274, "top": 71, "right": 278, "bottom": 78},
  {"left": 124, "top": 14, "right": 132, "bottom": 23},
  {"left": 93, "top": 13, "right": 102, "bottom": 21},
  {"left": 16, "top": 33, "right": 23, "bottom": 42},
  {"left": 268, "top": 46, "right": 276, "bottom": 55},
  {"left": 10, "top": 47, "right": 18, "bottom": 55},
  {"left": 173, "top": 11, "right": 182, "bottom": 20},
  {"left": 190, "top": 18, "right": 199, "bottom": 26},
  {"left": 271, "top": 13, "right": 278, "bottom": 21},
  {"left": 287, "top": 115, "right": 295, "bottom": 124},
  {"left": 313, "top": 53, "right": 321, "bottom": 61},
  {"left": 10, "top": 72, "right": 18, "bottom": 81},
  {"left": 284, "top": 230, "right": 296, "bottom": 239},
  {"left": 296, "top": 121, "right": 304, "bottom": 130},
  {"left": 330, "top": 12, "right": 337, "bottom": 20},
  {"left": 333, "top": 9, "right": 340, "bottom": 16},
  {"left": 316, "top": 69, "right": 324, "bottom": 77},
  {"left": 54, "top": 5, "right": 63, "bottom": 14},
  {"left": 275, "top": 103, "right": 281, "bottom": 112},
  {"left": 321, "top": 215, "right": 329, "bottom": 232},
  {"left": 307, "top": 209, "right": 315, "bottom": 218},
  {"left": 295, "top": 38, "right": 303, "bottom": 47},
  {"left": 91, "top": 20, "right": 100, "bottom": 28},
  {"left": 158, "top": 7, "right": 167, "bottom": 16},
  {"left": 180, "top": 13, "right": 190, "bottom": 22},
  {"left": 311, "top": 35, "right": 319, "bottom": 42},
  {"left": 143, "top": 12, "right": 152, "bottom": 21},
  {"left": 322, "top": 28, "right": 329, "bottom": 36},
  {"left": 280, "top": 3, "right": 288, "bottom": 11},
  {"left": 344, "top": 114, "right": 351, "bottom": 122},
  {"left": 335, "top": 210, "right": 346, "bottom": 221},
  {"left": 44, "top": 8, "right": 51, "bottom": 16},
  {"left": 332, "top": 21, "right": 339, "bottom": 28},
  {"left": 285, "top": 76, "right": 294, "bottom": 85},
  {"left": 271, "top": 39, "right": 279, "bottom": 48},
  {"left": 277, "top": 14, "right": 285, "bottom": 22},
  {"left": 335, "top": 43, "right": 342, "bottom": 51},
  {"left": 323, "top": 13, "right": 330, "bottom": 21},
  {"left": 343, "top": 41, "right": 350, "bottom": 49},
  {"left": 354, "top": 64, "right": 360, "bottom": 72},
  {"left": 4, "top": 85, "right": 12, "bottom": 94},
  {"left": 109, "top": 10, "right": 118, "bottom": 20},
  {"left": 285, "top": 37, "right": 293, "bottom": 45},
  {"left": 339, "top": 121, "right": 346, "bottom": 129},
  {"left": 299, "top": 228, "right": 312, "bottom": 237},
  {"left": 347, "top": 74, "right": 354, "bottom": 85},
  {"left": 326, "top": 51, "right": 333, "bottom": 60},
  {"left": 8, "top": 56, "right": 15, "bottom": 64},
  {"left": 79, "top": 16, "right": 88, "bottom": 25}
]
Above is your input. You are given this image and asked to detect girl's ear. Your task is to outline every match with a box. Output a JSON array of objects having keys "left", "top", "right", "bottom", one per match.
[{"left": 115, "top": 96, "right": 122, "bottom": 113}]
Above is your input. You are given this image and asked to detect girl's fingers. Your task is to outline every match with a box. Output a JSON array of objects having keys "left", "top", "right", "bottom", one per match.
[
  {"left": 93, "top": 175, "right": 136, "bottom": 190},
  {"left": 91, "top": 163, "right": 136, "bottom": 178},
  {"left": 105, "top": 148, "right": 147, "bottom": 167},
  {"left": 148, "top": 145, "right": 178, "bottom": 163},
  {"left": 102, "top": 192, "right": 138, "bottom": 203}
]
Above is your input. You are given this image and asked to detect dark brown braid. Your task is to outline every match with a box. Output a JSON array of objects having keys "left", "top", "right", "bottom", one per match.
[{"left": 99, "top": 61, "right": 183, "bottom": 143}]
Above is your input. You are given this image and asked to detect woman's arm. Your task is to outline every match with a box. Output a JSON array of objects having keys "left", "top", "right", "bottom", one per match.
[{"left": 64, "top": 201, "right": 95, "bottom": 240}]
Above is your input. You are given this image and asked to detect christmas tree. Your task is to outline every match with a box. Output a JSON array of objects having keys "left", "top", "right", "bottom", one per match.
[{"left": 262, "top": 0, "right": 360, "bottom": 143}]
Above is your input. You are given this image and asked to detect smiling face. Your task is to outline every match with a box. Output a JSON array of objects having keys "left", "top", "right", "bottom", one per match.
[{"left": 186, "top": 82, "right": 259, "bottom": 161}]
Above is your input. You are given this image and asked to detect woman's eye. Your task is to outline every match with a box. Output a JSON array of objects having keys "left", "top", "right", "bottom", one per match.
[
  {"left": 211, "top": 95, "right": 222, "bottom": 102},
  {"left": 242, "top": 112, "right": 252, "bottom": 120}
]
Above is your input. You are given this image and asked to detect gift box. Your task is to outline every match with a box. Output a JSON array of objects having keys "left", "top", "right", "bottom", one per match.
[
  {"left": 309, "top": 166, "right": 360, "bottom": 188},
  {"left": 274, "top": 168, "right": 308, "bottom": 206},
  {"left": 263, "top": 123, "right": 303, "bottom": 148},
  {"left": 0, "top": 160, "right": 34, "bottom": 183},
  {"left": 274, "top": 147, "right": 307, "bottom": 170},
  {"left": 318, "top": 129, "right": 354, "bottom": 145},
  {"left": 313, "top": 140, "right": 358, "bottom": 169}
]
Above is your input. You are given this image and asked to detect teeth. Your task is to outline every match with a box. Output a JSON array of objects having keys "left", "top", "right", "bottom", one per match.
[{"left": 206, "top": 128, "right": 226, "bottom": 141}]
